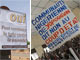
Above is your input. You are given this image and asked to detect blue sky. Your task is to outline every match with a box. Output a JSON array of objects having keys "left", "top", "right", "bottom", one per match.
[{"left": 0, "top": 0, "right": 30, "bottom": 41}]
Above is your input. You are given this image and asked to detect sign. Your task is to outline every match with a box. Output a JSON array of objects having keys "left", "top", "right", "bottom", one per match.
[
  {"left": 32, "top": 0, "right": 80, "bottom": 51},
  {"left": 0, "top": 9, "right": 27, "bottom": 50}
]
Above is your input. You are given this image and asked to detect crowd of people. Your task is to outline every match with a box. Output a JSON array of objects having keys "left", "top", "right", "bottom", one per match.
[
  {"left": 36, "top": 35, "right": 80, "bottom": 60},
  {"left": 37, "top": 49, "right": 75, "bottom": 60},
  {"left": 72, "top": 35, "right": 80, "bottom": 54}
]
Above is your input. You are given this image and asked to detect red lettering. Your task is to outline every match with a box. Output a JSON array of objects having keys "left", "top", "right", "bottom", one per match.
[
  {"left": 45, "top": 31, "right": 59, "bottom": 44},
  {"left": 53, "top": 31, "right": 59, "bottom": 39},
  {"left": 64, "top": 23, "right": 70, "bottom": 30},
  {"left": 72, "top": 17, "right": 78, "bottom": 24},
  {"left": 45, "top": 22, "right": 51, "bottom": 29},
  {"left": 59, "top": 28, "right": 64, "bottom": 34},
  {"left": 45, "top": 9, "right": 70, "bottom": 29},
  {"left": 68, "top": 21, "right": 72, "bottom": 27},
  {"left": 45, "top": 36, "right": 54, "bottom": 44}
]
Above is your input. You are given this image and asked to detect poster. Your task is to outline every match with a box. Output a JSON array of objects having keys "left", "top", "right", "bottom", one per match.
[
  {"left": 32, "top": 0, "right": 80, "bottom": 51},
  {"left": 0, "top": 9, "right": 27, "bottom": 50}
]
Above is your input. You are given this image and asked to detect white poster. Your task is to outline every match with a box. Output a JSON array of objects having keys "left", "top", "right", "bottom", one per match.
[
  {"left": 0, "top": 9, "right": 27, "bottom": 50},
  {"left": 32, "top": 0, "right": 80, "bottom": 51}
]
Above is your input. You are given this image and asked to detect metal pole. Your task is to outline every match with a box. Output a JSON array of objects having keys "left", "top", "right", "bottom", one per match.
[
  {"left": 69, "top": 48, "right": 79, "bottom": 60},
  {"left": 65, "top": 41, "right": 80, "bottom": 60}
]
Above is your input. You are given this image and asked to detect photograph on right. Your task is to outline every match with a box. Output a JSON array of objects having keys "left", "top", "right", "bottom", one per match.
[{"left": 31, "top": 0, "right": 80, "bottom": 60}]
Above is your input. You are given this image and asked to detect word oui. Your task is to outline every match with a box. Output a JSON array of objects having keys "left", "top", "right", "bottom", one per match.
[{"left": 10, "top": 14, "right": 26, "bottom": 23}]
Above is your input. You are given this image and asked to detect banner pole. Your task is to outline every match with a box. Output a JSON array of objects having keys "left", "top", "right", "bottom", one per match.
[
  {"left": 69, "top": 48, "right": 79, "bottom": 60},
  {"left": 65, "top": 41, "right": 80, "bottom": 60}
]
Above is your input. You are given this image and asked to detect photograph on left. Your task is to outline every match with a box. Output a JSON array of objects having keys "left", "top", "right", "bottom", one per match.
[{"left": 0, "top": 0, "right": 30, "bottom": 60}]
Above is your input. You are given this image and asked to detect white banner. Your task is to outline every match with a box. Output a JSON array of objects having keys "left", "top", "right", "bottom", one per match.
[
  {"left": 0, "top": 9, "right": 27, "bottom": 50},
  {"left": 32, "top": 0, "right": 80, "bottom": 51}
]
